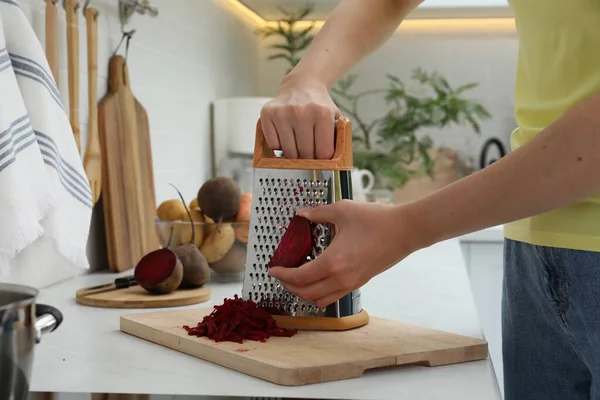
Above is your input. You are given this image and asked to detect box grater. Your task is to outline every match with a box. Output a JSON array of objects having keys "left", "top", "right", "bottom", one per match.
[{"left": 242, "top": 116, "right": 368, "bottom": 330}]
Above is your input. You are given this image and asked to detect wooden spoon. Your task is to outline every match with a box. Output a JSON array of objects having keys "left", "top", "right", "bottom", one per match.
[
  {"left": 65, "top": 0, "right": 80, "bottom": 153},
  {"left": 83, "top": 6, "right": 101, "bottom": 204},
  {"left": 44, "top": 0, "right": 59, "bottom": 86}
]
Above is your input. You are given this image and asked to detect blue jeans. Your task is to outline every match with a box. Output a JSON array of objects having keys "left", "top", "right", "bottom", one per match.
[{"left": 502, "top": 238, "right": 600, "bottom": 400}]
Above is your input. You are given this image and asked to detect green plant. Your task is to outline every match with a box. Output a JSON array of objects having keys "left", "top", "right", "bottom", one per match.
[
  {"left": 255, "top": 4, "right": 315, "bottom": 74},
  {"left": 330, "top": 70, "right": 491, "bottom": 189}
]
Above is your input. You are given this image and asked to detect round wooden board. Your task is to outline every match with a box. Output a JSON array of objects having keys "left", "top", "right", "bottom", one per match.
[{"left": 76, "top": 285, "right": 211, "bottom": 309}]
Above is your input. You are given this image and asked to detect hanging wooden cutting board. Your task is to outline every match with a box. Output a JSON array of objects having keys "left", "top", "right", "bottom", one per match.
[
  {"left": 98, "top": 55, "right": 159, "bottom": 272},
  {"left": 120, "top": 307, "right": 488, "bottom": 386}
]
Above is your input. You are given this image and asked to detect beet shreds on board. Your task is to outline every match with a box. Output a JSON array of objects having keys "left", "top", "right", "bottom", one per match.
[{"left": 182, "top": 295, "right": 298, "bottom": 343}]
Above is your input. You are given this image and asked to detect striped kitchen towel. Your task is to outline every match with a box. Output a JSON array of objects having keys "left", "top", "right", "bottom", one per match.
[{"left": 0, "top": 0, "right": 92, "bottom": 279}]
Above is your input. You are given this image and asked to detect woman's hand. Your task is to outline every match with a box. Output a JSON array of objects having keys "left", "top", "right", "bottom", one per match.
[
  {"left": 260, "top": 77, "right": 340, "bottom": 160},
  {"left": 268, "top": 200, "right": 422, "bottom": 307}
]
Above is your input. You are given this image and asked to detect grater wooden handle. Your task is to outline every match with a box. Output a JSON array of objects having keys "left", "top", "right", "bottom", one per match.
[{"left": 253, "top": 116, "right": 353, "bottom": 171}]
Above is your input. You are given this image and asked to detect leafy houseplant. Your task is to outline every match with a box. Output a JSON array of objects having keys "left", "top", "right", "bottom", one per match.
[
  {"left": 256, "top": 4, "right": 492, "bottom": 190},
  {"left": 254, "top": 5, "right": 315, "bottom": 74},
  {"left": 331, "top": 72, "right": 491, "bottom": 189}
]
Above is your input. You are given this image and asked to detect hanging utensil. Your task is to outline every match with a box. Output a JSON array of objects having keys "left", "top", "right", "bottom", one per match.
[
  {"left": 98, "top": 47, "right": 160, "bottom": 272},
  {"left": 83, "top": 4, "right": 101, "bottom": 204},
  {"left": 44, "top": 0, "right": 59, "bottom": 86},
  {"left": 65, "top": 0, "right": 80, "bottom": 153}
]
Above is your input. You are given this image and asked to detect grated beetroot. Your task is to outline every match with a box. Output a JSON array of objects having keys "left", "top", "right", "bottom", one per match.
[{"left": 182, "top": 295, "right": 298, "bottom": 343}]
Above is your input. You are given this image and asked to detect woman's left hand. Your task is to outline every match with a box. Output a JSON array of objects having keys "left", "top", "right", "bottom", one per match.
[{"left": 268, "top": 200, "right": 422, "bottom": 307}]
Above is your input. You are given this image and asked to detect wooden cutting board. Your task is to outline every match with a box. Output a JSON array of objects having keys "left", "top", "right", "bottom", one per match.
[
  {"left": 76, "top": 286, "right": 211, "bottom": 309},
  {"left": 98, "top": 55, "right": 159, "bottom": 272},
  {"left": 120, "top": 307, "right": 488, "bottom": 386}
]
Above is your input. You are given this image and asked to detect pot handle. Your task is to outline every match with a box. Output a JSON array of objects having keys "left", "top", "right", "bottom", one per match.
[{"left": 35, "top": 304, "right": 64, "bottom": 343}]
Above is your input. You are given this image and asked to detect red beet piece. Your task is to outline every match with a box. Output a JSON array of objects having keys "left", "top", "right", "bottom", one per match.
[
  {"left": 182, "top": 295, "right": 298, "bottom": 343},
  {"left": 267, "top": 214, "right": 313, "bottom": 268},
  {"left": 134, "top": 248, "right": 183, "bottom": 294}
]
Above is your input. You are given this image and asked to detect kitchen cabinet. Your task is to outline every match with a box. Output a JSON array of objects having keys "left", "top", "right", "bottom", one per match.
[
  {"left": 459, "top": 226, "right": 505, "bottom": 399},
  {"left": 237, "top": 0, "right": 513, "bottom": 20}
]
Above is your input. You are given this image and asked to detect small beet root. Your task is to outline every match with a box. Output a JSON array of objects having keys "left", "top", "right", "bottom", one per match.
[
  {"left": 197, "top": 177, "right": 241, "bottom": 226},
  {"left": 174, "top": 244, "right": 210, "bottom": 288},
  {"left": 134, "top": 248, "right": 183, "bottom": 294},
  {"left": 267, "top": 214, "right": 313, "bottom": 268},
  {"left": 169, "top": 183, "right": 211, "bottom": 288}
]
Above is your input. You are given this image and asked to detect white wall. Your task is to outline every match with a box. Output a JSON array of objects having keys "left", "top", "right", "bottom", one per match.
[
  {"left": 18, "top": 0, "right": 261, "bottom": 205},
  {"left": 257, "top": 21, "right": 519, "bottom": 168}
]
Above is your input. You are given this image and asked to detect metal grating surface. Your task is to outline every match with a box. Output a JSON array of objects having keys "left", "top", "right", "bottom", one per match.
[{"left": 242, "top": 168, "right": 335, "bottom": 317}]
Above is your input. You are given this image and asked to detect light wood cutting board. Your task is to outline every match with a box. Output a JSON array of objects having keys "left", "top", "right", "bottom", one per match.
[
  {"left": 98, "top": 55, "right": 159, "bottom": 272},
  {"left": 120, "top": 307, "right": 488, "bottom": 386},
  {"left": 76, "top": 285, "right": 211, "bottom": 309}
]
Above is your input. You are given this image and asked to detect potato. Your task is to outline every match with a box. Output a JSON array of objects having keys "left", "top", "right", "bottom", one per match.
[
  {"left": 204, "top": 215, "right": 217, "bottom": 236},
  {"left": 156, "top": 199, "right": 186, "bottom": 221},
  {"left": 178, "top": 208, "right": 205, "bottom": 247},
  {"left": 200, "top": 223, "right": 235, "bottom": 263}
]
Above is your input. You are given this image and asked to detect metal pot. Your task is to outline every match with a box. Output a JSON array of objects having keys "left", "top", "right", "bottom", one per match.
[{"left": 0, "top": 283, "right": 63, "bottom": 400}]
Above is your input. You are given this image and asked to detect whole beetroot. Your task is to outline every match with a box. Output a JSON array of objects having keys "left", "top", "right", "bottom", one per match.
[{"left": 197, "top": 177, "right": 241, "bottom": 227}]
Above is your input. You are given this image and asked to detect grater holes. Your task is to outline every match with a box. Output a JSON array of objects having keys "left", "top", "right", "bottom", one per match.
[{"left": 247, "top": 172, "right": 334, "bottom": 316}]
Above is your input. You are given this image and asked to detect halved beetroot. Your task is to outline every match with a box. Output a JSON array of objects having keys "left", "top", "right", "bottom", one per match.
[{"left": 267, "top": 214, "right": 313, "bottom": 268}]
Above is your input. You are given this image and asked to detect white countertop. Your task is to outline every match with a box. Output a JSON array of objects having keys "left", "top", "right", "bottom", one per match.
[{"left": 30, "top": 238, "right": 501, "bottom": 399}]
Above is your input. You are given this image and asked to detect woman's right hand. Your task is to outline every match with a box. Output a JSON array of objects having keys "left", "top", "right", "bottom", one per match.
[{"left": 260, "top": 77, "right": 340, "bottom": 160}]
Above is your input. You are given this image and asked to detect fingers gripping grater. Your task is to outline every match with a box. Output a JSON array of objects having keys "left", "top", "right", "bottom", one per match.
[{"left": 242, "top": 116, "right": 369, "bottom": 331}]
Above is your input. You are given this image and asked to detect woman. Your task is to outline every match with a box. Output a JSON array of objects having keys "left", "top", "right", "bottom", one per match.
[{"left": 261, "top": 1, "right": 600, "bottom": 399}]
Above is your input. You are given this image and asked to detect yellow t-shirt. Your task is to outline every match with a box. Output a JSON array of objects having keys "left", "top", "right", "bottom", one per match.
[{"left": 503, "top": 0, "right": 600, "bottom": 252}]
